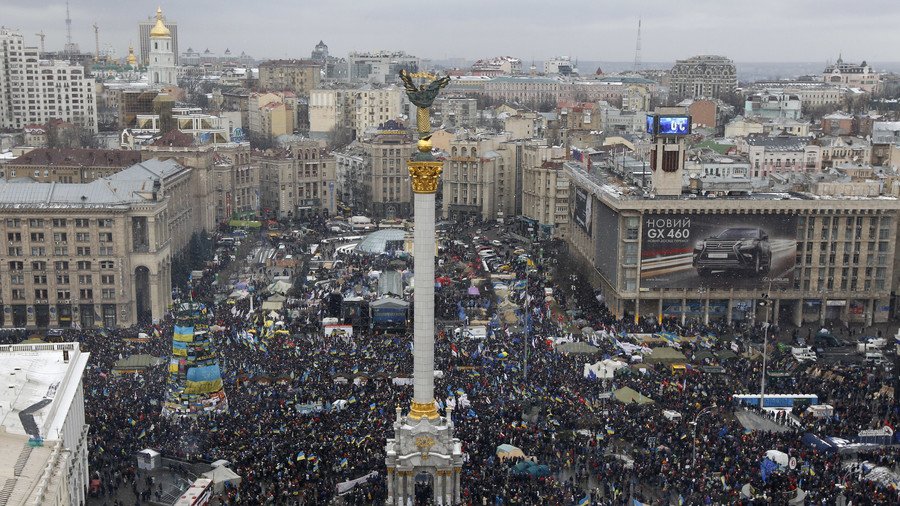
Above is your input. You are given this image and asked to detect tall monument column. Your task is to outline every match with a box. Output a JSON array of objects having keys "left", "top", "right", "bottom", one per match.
[{"left": 385, "top": 70, "right": 462, "bottom": 506}]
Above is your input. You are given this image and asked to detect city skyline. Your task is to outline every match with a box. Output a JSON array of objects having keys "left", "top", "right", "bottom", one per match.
[{"left": 3, "top": 0, "right": 900, "bottom": 64}]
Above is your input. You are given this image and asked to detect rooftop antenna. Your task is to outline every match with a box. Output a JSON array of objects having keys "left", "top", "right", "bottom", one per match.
[
  {"left": 93, "top": 23, "right": 99, "bottom": 62},
  {"left": 35, "top": 31, "right": 46, "bottom": 55},
  {"left": 633, "top": 17, "right": 642, "bottom": 73},
  {"left": 65, "top": 1, "right": 73, "bottom": 53}
]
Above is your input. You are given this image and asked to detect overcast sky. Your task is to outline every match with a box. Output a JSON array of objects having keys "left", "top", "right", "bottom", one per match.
[{"left": 3, "top": 0, "right": 898, "bottom": 64}]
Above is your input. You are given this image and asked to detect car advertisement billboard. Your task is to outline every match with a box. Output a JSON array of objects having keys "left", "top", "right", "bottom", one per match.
[
  {"left": 640, "top": 214, "right": 797, "bottom": 289},
  {"left": 573, "top": 187, "right": 592, "bottom": 234}
]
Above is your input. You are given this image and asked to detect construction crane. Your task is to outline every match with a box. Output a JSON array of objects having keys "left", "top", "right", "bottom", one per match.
[
  {"left": 35, "top": 31, "right": 45, "bottom": 55},
  {"left": 93, "top": 23, "right": 99, "bottom": 62}
]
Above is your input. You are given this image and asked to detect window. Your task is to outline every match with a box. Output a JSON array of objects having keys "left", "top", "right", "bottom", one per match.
[
  {"left": 10, "top": 274, "right": 24, "bottom": 285},
  {"left": 8, "top": 261, "right": 23, "bottom": 271},
  {"left": 98, "top": 219, "right": 113, "bottom": 228},
  {"left": 101, "top": 288, "right": 116, "bottom": 300},
  {"left": 34, "top": 289, "right": 48, "bottom": 299},
  {"left": 28, "top": 218, "right": 44, "bottom": 228},
  {"left": 54, "top": 245, "right": 68, "bottom": 255},
  {"left": 78, "top": 274, "right": 92, "bottom": 285},
  {"left": 98, "top": 232, "right": 113, "bottom": 242},
  {"left": 31, "top": 261, "right": 45, "bottom": 271},
  {"left": 101, "top": 274, "right": 115, "bottom": 284},
  {"left": 6, "top": 218, "right": 20, "bottom": 227},
  {"left": 7, "top": 246, "right": 22, "bottom": 256},
  {"left": 75, "top": 218, "right": 89, "bottom": 227},
  {"left": 33, "top": 274, "right": 47, "bottom": 284},
  {"left": 7, "top": 232, "right": 21, "bottom": 242},
  {"left": 55, "top": 261, "right": 69, "bottom": 271},
  {"left": 52, "top": 218, "right": 67, "bottom": 227},
  {"left": 99, "top": 245, "right": 114, "bottom": 256},
  {"left": 77, "top": 246, "right": 91, "bottom": 256},
  {"left": 76, "top": 232, "right": 90, "bottom": 242},
  {"left": 30, "top": 246, "right": 46, "bottom": 256},
  {"left": 53, "top": 232, "right": 67, "bottom": 242},
  {"left": 57, "top": 289, "right": 71, "bottom": 300},
  {"left": 11, "top": 289, "right": 25, "bottom": 300},
  {"left": 100, "top": 260, "right": 114, "bottom": 269},
  {"left": 79, "top": 288, "right": 93, "bottom": 300},
  {"left": 30, "top": 232, "right": 44, "bottom": 242},
  {"left": 76, "top": 261, "right": 91, "bottom": 270},
  {"left": 56, "top": 273, "right": 70, "bottom": 284}
]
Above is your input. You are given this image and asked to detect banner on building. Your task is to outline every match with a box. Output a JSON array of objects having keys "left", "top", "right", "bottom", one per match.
[{"left": 640, "top": 214, "right": 797, "bottom": 289}]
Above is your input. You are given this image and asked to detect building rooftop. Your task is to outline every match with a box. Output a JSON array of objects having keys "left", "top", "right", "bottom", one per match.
[
  {"left": 0, "top": 343, "right": 89, "bottom": 440},
  {"left": 0, "top": 158, "right": 183, "bottom": 209},
  {"left": 745, "top": 134, "right": 813, "bottom": 151},
  {"left": 7, "top": 148, "right": 142, "bottom": 167}
]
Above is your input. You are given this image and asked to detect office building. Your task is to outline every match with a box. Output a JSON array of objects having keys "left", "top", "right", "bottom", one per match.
[
  {"left": 257, "top": 60, "right": 322, "bottom": 95},
  {"left": 441, "top": 134, "right": 514, "bottom": 222},
  {"left": 0, "top": 159, "right": 194, "bottom": 328},
  {"left": 334, "top": 121, "right": 415, "bottom": 219},
  {"left": 138, "top": 10, "right": 178, "bottom": 65},
  {"left": 670, "top": 55, "right": 737, "bottom": 99},
  {"left": 0, "top": 341, "right": 90, "bottom": 505},
  {"left": 0, "top": 29, "right": 98, "bottom": 133},
  {"left": 258, "top": 140, "right": 336, "bottom": 219},
  {"left": 564, "top": 151, "right": 900, "bottom": 328},
  {"left": 346, "top": 51, "right": 419, "bottom": 84},
  {"left": 522, "top": 142, "right": 569, "bottom": 238},
  {"left": 249, "top": 92, "right": 297, "bottom": 140},
  {"left": 744, "top": 134, "right": 815, "bottom": 177}
]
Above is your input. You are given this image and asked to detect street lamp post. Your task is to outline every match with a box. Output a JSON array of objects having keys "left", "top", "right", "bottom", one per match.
[{"left": 759, "top": 290, "right": 771, "bottom": 409}]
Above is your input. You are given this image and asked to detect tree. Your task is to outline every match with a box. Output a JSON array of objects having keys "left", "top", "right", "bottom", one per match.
[{"left": 325, "top": 126, "right": 354, "bottom": 151}]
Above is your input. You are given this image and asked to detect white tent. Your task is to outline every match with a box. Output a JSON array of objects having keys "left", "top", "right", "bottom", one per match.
[
  {"left": 765, "top": 450, "right": 789, "bottom": 467},
  {"left": 201, "top": 466, "right": 241, "bottom": 492},
  {"left": 584, "top": 359, "right": 627, "bottom": 379},
  {"left": 267, "top": 280, "right": 292, "bottom": 295}
]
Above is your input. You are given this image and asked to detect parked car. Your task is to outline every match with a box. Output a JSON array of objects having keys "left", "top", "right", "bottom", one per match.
[{"left": 693, "top": 227, "right": 772, "bottom": 277}]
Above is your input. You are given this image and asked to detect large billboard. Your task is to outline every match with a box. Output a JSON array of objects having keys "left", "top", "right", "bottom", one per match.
[
  {"left": 640, "top": 214, "right": 797, "bottom": 289},
  {"left": 573, "top": 187, "right": 592, "bottom": 234}
]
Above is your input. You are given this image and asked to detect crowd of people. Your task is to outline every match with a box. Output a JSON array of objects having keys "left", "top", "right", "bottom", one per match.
[{"left": 8, "top": 216, "right": 898, "bottom": 505}]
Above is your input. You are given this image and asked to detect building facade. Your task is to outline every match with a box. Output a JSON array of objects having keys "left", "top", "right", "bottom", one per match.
[
  {"left": 258, "top": 140, "right": 336, "bottom": 219},
  {"left": 248, "top": 92, "right": 297, "bottom": 140},
  {"left": 0, "top": 160, "right": 187, "bottom": 328},
  {"left": 441, "top": 135, "right": 510, "bottom": 222},
  {"left": 346, "top": 51, "right": 419, "bottom": 84},
  {"left": 745, "top": 91, "right": 802, "bottom": 120},
  {"left": 0, "top": 29, "right": 97, "bottom": 133},
  {"left": 745, "top": 134, "right": 815, "bottom": 177},
  {"left": 522, "top": 143, "right": 569, "bottom": 238},
  {"left": 565, "top": 161, "right": 900, "bottom": 327},
  {"left": 257, "top": 60, "right": 322, "bottom": 95},
  {"left": 670, "top": 55, "right": 737, "bottom": 99},
  {"left": 822, "top": 57, "right": 882, "bottom": 93}
]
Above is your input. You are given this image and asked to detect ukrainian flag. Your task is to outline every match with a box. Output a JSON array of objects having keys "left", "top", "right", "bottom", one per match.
[
  {"left": 577, "top": 495, "right": 590, "bottom": 506},
  {"left": 339, "top": 458, "right": 348, "bottom": 468},
  {"left": 296, "top": 452, "right": 306, "bottom": 461}
]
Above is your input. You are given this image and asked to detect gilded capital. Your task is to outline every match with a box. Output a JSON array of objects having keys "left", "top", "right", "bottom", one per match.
[
  {"left": 408, "top": 399, "right": 439, "bottom": 420},
  {"left": 408, "top": 162, "right": 443, "bottom": 194}
]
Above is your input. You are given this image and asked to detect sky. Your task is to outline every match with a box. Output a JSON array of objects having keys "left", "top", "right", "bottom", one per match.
[{"left": 2, "top": 0, "right": 899, "bottom": 64}]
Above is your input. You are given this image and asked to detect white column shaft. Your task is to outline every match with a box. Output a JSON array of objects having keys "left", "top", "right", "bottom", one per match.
[{"left": 413, "top": 192, "right": 436, "bottom": 405}]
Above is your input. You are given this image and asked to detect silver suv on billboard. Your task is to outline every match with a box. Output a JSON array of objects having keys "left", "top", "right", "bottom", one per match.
[{"left": 692, "top": 227, "right": 772, "bottom": 277}]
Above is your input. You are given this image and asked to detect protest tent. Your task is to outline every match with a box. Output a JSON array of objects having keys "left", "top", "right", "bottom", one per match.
[
  {"left": 556, "top": 342, "right": 600, "bottom": 355},
  {"left": 765, "top": 450, "right": 789, "bottom": 467},
  {"left": 496, "top": 444, "right": 526, "bottom": 460},
  {"left": 612, "top": 386, "right": 654, "bottom": 405},
  {"left": 201, "top": 466, "right": 242, "bottom": 492},
  {"left": 644, "top": 347, "right": 687, "bottom": 365},
  {"left": 113, "top": 354, "right": 164, "bottom": 374},
  {"left": 583, "top": 359, "right": 627, "bottom": 379}
]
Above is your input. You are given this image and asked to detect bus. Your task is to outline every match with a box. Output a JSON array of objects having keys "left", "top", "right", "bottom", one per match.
[
  {"left": 732, "top": 393, "right": 818, "bottom": 408},
  {"left": 174, "top": 478, "right": 213, "bottom": 506}
]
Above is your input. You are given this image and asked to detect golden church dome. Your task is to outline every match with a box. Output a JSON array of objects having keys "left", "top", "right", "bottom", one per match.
[{"left": 150, "top": 7, "right": 171, "bottom": 37}]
